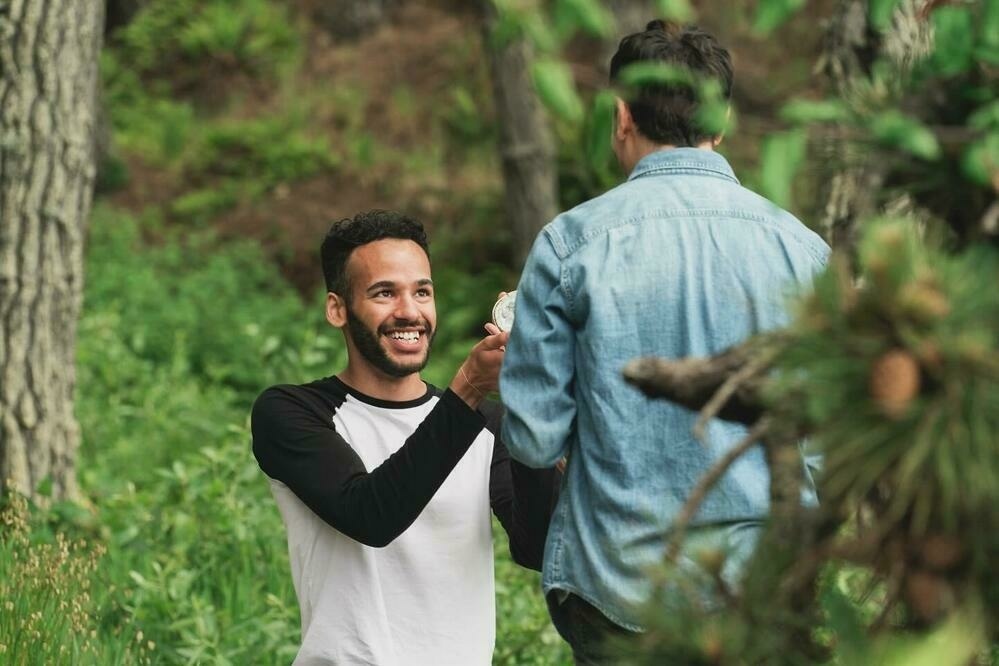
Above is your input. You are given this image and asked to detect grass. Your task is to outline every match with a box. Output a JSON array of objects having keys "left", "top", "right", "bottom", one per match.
[{"left": 1, "top": 202, "right": 569, "bottom": 664}]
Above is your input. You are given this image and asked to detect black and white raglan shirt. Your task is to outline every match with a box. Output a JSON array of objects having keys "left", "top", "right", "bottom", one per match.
[{"left": 251, "top": 376, "right": 558, "bottom": 666}]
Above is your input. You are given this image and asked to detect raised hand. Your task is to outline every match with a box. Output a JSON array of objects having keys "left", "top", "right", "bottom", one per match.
[{"left": 449, "top": 325, "right": 509, "bottom": 409}]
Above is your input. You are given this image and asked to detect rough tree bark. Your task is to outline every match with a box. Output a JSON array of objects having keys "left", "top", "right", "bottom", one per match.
[
  {"left": 815, "top": 0, "right": 931, "bottom": 252},
  {"left": 479, "top": 0, "right": 559, "bottom": 268},
  {"left": 0, "top": 0, "right": 105, "bottom": 501}
]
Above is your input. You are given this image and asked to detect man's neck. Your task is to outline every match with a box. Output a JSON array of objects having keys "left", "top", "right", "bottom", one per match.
[
  {"left": 625, "top": 139, "right": 716, "bottom": 174},
  {"left": 337, "top": 365, "right": 427, "bottom": 402}
]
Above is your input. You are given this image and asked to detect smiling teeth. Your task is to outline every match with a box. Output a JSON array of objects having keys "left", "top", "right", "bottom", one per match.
[{"left": 390, "top": 331, "right": 420, "bottom": 342}]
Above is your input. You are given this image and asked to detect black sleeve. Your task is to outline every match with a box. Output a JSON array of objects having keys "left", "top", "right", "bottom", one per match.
[
  {"left": 482, "top": 401, "right": 561, "bottom": 571},
  {"left": 251, "top": 385, "right": 486, "bottom": 548}
]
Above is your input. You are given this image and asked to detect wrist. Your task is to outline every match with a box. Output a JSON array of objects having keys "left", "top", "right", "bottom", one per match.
[{"left": 450, "top": 365, "right": 485, "bottom": 410}]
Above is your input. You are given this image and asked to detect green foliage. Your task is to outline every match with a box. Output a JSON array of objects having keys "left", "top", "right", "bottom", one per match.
[
  {"left": 584, "top": 90, "right": 618, "bottom": 174},
  {"left": 753, "top": 0, "right": 806, "bottom": 35},
  {"left": 35, "top": 201, "right": 554, "bottom": 662},
  {"left": 532, "top": 59, "right": 585, "bottom": 123},
  {"left": 656, "top": 0, "right": 695, "bottom": 23},
  {"left": 552, "top": 0, "right": 615, "bottom": 39},
  {"left": 492, "top": 525, "right": 573, "bottom": 665},
  {"left": 0, "top": 493, "right": 148, "bottom": 664},
  {"left": 868, "top": 0, "right": 903, "bottom": 32},
  {"left": 110, "top": 0, "right": 298, "bottom": 80},
  {"left": 781, "top": 221, "right": 999, "bottom": 533},
  {"left": 192, "top": 116, "right": 338, "bottom": 186},
  {"left": 869, "top": 110, "right": 941, "bottom": 160},
  {"left": 758, "top": 129, "right": 807, "bottom": 208},
  {"left": 929, "top": 6, "right": 975, "bottom": 76},
  {"left": 81, "top": 207, "right": 337, "bottom": 399}
]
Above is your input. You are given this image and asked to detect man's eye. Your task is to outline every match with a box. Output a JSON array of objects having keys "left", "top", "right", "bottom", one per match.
[
  {"left": 417, "top": 289, "right": 432, "bottom": 297},
  {"left": 376, "top": 290, "right": 393, "bottom": 298}
]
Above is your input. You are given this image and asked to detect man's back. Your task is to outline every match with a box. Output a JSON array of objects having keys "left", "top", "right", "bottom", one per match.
[{"left": 500, "top": 147, "right": 829, "bottom": 629}]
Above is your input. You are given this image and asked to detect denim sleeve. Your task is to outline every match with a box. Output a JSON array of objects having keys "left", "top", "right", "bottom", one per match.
[{"left": 500, "top": 230, "right": 576, "bottom": 468}]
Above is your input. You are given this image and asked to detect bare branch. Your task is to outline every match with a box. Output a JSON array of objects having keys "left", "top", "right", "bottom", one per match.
[
  {"left": 666, "top": 418, "right": 771, "bottom": 563},
  {"left": 623, "top": 342, "right": 771, "bottom": 426}
]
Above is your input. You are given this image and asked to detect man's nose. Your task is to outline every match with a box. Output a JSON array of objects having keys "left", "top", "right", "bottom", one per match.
[{"left": 394, "top": 294, "right": 420, "bottom": 321}]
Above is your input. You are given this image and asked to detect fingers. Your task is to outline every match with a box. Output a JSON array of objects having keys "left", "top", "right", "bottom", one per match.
[
  {"left": 484, "top": 322, "right": 500, "bottom": 336},
  {"left": 478, "top": 329, "right": 509, "bottom": 351}
]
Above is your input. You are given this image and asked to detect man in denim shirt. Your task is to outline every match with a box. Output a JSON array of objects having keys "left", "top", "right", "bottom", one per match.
[{"left": 499, "top": 20, "right": 829, "bottom": 664}]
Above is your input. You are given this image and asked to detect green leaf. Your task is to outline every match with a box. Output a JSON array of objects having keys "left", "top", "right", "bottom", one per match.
[
  {"left": 36, "top": 476, "right": 53, "bottom": 498},
  {"left": 556, "top": 0, "right": 615, "bottom": 38},
  {"left": 961, "top": 132, "right": 999, "bottom": 187},
  {"left": 695, "top": 79, "right": 729, "bottom": 136},
  {"left": 617, "top": 61, "right": 696, "bottom": 88},
  {"left": 780, "top": 98, "right": 850, "bottom": 124},
  {"left": 821, "top": 584, "right": 868, "bottom": 660},
  {"left": 531, "top": 59, "right": 584, "bottom": 123},
  {"left": 968, "top": 101, "right": 999, "bottom": 130},
  {"left": 656, "top": 0, "right": 695, "bottom": 22},
  {"left": 759, "top": 129, "right": 807, "bottom": 208},
  {"left": 869, "top": 111, "right": 941, "bottom": 160},
  {"left": 930, "top": 7, "right": 974, "bottom": 76},
  {"left": 753, "top": 0, "right": 806, "bottom": 35},
  {"left": 978, "top": 0, "right": 999, "bottom": 57},
  {"left": 586, "top": 91, "right": 617, "bottom": 170},
  {"left": 869, "top": 0, "right": 902, "bottom": 31}
]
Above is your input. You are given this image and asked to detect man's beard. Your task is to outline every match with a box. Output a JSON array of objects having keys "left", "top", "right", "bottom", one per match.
[{"left": 345, "top": 306, "right": 434, "bottom": 378}]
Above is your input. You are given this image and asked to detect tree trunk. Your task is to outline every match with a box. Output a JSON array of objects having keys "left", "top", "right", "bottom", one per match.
[
  {"left": 0, "top": 0, "right": 104, "bottom": 501},
  {"left": 479, "top": 1, "right": 559, "bottom": 268}
]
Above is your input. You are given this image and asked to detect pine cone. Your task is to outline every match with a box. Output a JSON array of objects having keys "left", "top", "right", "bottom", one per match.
[{"left": 869, "top": 349, "right": 921, "bottom": 417}]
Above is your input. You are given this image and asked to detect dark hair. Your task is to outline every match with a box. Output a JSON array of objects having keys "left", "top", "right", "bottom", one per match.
[
  {"left": 609, "top": 20, "right": 733, "bottom": 147},
  {"left": 320, "top": 210, "right": 430, "bottom": 298}
]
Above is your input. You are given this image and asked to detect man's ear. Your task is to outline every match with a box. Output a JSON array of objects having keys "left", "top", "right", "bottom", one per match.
[
  {"left": 326, "top": 292, "right": 347, "bottom": 328},
  {"left": 614, "top": 97, "right": 633, "bottom": 142},
  {"left": 712, "top": 105, "right": 731, "bottom": 148}
]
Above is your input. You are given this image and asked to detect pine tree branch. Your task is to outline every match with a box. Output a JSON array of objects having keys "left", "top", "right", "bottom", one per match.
[
  {"left": 666, "top": 418, "right": 771, "bottom": 563},
  {"left": 622, "top": 341, "right": 772, "bottom": 426}
]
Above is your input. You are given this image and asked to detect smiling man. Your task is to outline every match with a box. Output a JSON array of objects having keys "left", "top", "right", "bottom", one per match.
[{"left": 251, "top": 210, "right": 558, "bottom": 665}]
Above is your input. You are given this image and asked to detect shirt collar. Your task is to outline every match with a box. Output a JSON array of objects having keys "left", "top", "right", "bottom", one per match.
[{"left": 626, "top": 147, "right": 740, "bottom": 185}]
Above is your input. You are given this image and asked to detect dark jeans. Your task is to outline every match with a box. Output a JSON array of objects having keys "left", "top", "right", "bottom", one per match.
[{"left": 546, "top": 592, "right": 640, "bottom": 666}]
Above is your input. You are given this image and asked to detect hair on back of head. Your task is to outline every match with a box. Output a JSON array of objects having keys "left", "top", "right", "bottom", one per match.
[
  {"left": 321, "top": 210, "right": 430, "bottom": 299},
  {"left": 609, "top": 19, "right": 733, "bottom": 147}
]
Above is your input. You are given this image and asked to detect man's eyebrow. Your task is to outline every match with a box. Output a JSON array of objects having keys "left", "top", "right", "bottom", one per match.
[
  {"left": 365, "top": 278, "right": 433, "bottom": 292},
  {"left": 365, "top": 280, "right": 397, "bottom": 293}
]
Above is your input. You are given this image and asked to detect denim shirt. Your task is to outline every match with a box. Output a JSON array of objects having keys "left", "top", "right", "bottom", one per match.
[{"left": 499, "top": 148, "right": 830, "bottom": 630}]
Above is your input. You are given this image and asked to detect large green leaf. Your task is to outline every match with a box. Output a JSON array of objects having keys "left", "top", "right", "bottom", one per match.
[
  {"left": 930, "top": 6, "right": 974, "bottom": 76},
  {"left": 586, "top": 91, "right": 617, "bottom": 170},
  {"left": 616, "top": 61, "right": 695, "bottom": 88},
  {"left": 869, "top": 111, "right": 941, "bottom": 160},
  {"left": 962, "top": 132, "right": 999, "bottom": 187},
  {"left": 532, "top": 59, "right": 584, "bottom": 123},
  {"left": 655, "top": 0, "right": 695, "bottom": 22},
  {"left": 978, "top": 0, "right": 999, "bottom": 62},
  {"left": 555, "top": 0, "right": 615, "bottom": 38},
  {"left": 759, "top": 129, "right": 807, "bottom": 208},
  {"left": 753, "top": 0, "right": 806, "bottom": 35}
]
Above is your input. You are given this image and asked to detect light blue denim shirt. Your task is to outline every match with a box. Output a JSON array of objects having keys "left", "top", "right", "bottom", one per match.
[{"left": 500, "top": 148, "right": 830, "bottom": 630}]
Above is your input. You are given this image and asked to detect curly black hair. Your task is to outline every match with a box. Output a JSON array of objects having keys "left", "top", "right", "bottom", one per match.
[
  {"left": 320, "top": 210, "right": 430, "bottom": 298},
  {"left": 609, "top": 20, "right": 733, "bottom": 147}
]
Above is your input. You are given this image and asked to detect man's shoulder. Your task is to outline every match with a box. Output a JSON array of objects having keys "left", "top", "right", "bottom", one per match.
[
  {"left": 543, "top": 175, "right": 828, "bottom": 265},
  {"left": 252, "top": 378, "right": 348, "bottom": 422}
]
